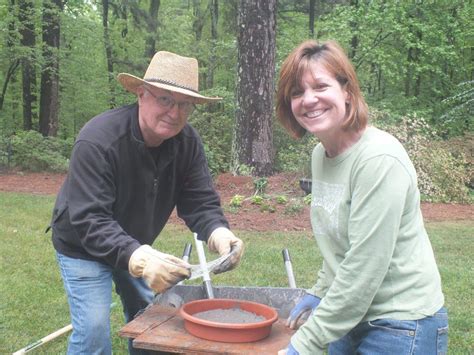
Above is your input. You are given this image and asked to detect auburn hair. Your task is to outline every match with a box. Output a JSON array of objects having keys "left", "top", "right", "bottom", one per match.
[{"left": 276, "top": 40, "right": 368, "bottom": 138}]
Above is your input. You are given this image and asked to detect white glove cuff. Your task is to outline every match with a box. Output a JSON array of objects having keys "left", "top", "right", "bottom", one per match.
[
  {"left": 208, "top": 227, "right": 231, "bottom": 253},
  {"left": 128, "top": 245, "right": 153, "bottom": 277}
]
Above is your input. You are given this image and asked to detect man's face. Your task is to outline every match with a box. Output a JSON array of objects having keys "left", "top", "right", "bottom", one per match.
[{"left": 137, "top": 86, "right": 195, "bottom": 147}]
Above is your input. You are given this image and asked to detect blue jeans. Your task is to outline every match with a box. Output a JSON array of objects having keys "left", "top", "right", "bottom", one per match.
[
  {"left": 328, "top": 308, "right": 448, "bottom": 355},
  {"left": 56, "top": 252, "right": 154, "bottom": 355}
]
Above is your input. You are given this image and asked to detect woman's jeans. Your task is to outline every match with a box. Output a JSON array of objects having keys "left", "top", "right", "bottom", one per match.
[
  {"left": 56, "top": 252, "right": 154, "bottom": 355},
  {"left": 328, "top": 307, "right": 448, "bottom": 355}
]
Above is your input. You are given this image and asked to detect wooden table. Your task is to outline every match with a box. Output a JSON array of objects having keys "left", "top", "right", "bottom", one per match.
[{"left": 119, "top": 304, "right": 295, "bottom": 354}]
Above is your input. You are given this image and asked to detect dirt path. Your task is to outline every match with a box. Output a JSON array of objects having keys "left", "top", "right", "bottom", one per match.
[{"left": 0, "top": 171, "right": 472, "bottom": 231}]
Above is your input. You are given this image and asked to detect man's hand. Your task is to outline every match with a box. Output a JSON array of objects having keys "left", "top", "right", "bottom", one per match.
[
  {"left": 129, "top": 245, "right": 191, "bottom": 293},
  {"left": 207, "top": 227, "right": 244, "bottom": 274},
  {"left": 286, "top": 293, "right": 321, "bottom": 329}
]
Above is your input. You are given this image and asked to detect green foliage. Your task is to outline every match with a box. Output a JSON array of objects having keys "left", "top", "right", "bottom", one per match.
[
  {"left": 273, "top": 124, "right": 319, "bottom": 175},
  {"left": 229, "top": 194, "right": 245, "bottom": 208},
  {"left": 1, "top": 0, "right": 473, "bottom": 189},
  {"left": 250, "top": 195, "right": 264, "bottom": 206},
  {"left": 9, "top": 131, "right": 72, "bottom": 172},
  {"left": 259, "top": 203, "right": 276, "bottom": 213},
  {"left": 373, "top": 111, "right": 471, "bottom": 203},
  {"left": 284, "top": 199, "right": 305, "bottom": 215},
  {"left": 275, "top": 195, "right": 288, "bottom": 205},
  {"left": 437, "top": 80, "right": 473, "bottom": 137},
  {"left": 303, "top": 193, "right": 312, "bottom": 205},
  {"left": 189, "top": 86, "right": 235, "bottom": 175},
  {"left": 234, "top": 164, "right": 255, "bottom": 177},
  {"left": 253, "top": 177, "right": 268, "bottom": 196}
]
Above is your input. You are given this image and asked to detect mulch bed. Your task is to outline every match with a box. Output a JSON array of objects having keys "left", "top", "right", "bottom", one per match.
[{"left": 0, "top": 171, "right": 472, "bottom": 231}]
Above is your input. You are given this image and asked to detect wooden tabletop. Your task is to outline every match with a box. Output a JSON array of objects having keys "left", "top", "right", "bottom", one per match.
[{"left": 119, "top": 304, "right": 295, "bottom": 354}]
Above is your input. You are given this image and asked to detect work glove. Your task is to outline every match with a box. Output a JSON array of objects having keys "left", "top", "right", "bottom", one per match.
[
  {"left": 129, "top": 245, "right": 191, "bottom": 293},
  {"left": 207, "top": 227, "right": 244, "bottom": 274},
  {"left": 278, "top": 342, "right": 299, "bottom": 355},
  {"left": 286, "top": 293, "right": 321, "bottom": 329}
]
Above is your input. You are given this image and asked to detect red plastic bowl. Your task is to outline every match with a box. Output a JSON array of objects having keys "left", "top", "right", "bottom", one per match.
[{"left": 179, "top": 298, "right": 278, "bottom": 343}]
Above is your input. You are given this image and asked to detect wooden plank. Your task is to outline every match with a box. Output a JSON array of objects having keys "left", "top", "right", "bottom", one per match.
[
  {"left": 132, "top": 317, "right": 294, "bottom": 354},
  {"left": 119, "top": 305, "right": 178, "bottom": 339}
]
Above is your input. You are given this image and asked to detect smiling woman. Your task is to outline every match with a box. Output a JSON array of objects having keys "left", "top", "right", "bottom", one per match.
[
  {"left": 289, "top": 62, "right": 354, "bottom": 157},
  {"left": 275, "top": 40, "right": 449, "bottom": 355}
]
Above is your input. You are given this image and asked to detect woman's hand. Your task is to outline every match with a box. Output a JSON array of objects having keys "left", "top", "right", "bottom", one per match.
[{"left": 286, "top": 293, "right": 321, "bottom": 329}]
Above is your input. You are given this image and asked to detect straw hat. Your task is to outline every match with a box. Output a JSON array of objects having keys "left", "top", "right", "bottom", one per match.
[{"left": 117, "top": 51, "right": 221, "bottom": 103}]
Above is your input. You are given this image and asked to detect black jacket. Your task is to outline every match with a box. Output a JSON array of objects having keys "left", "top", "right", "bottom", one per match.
[{"left": 51, "top": 103, "right": 228, "bottom": 269}]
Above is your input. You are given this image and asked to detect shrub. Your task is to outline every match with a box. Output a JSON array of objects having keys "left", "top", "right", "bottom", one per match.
[
  {"left": 253, "top": 177, "right": 268, "bottom": 195},
  {"left": 10, "top": 131, "right": 72, "bottom": 172},
  {"left": 273, "top": 124, "right": 318, "bottom": 175},
  {"left": 189, "top": 86, "right": 234, "bottom": 175},
  {"left": 284, "top": 199, "right": 304, "bottom": 215},
  {"left": 373, "top": 112, "right": 471, "bottom": 203},
  {"left": 250, "top": 195, "right": 264, "bottom": 205},
  {"left": 229, "top": 194, "right": 245, "bottom": 208},
  {"left": 275, "top": 195, "right": 288, "bottom": 204}
]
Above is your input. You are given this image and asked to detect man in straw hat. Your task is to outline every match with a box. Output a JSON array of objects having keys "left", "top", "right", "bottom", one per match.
[{"left": 49, "top": 51, "right": 244, "bottom": 354}]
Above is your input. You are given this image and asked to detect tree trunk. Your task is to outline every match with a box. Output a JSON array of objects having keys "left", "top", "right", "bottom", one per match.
[
  {"left": 192, "top": 0, "right": 206, "bottom": 41},
  {"left": 0, "top": 60, "right": 20, "bottom": 112},
  {"left": 233, "top": 0, "right": 276, "bottom": 177},
  {"left": 206, "top": 0, "right": 218, "bottom": 89},
  {"left": 309, "top": 0, "right": 315, "bottom": 38},
  {"left": 19, "top": 0, "right": 37, "bottom": 130},
  {"left": 102, "top": 0, "right": 115, "bottom": 108},
  {"left": 0, "top": 0, "right": 20, "bottom": 113},
  {"left": 349, "top": 0, "right": 359, "bottom": 60},
  {"left": 39, "top": 0, "right": 63, "bottom": 137},
  {"left": 144, "top": 0, "right": 160, "bottom": 59},
  {"left": 405, "top": 6, "right": 422, "bottom": 98}
]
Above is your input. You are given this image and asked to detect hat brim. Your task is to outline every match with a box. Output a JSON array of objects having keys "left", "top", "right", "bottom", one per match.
[{"left": 117, "top": 73, "right": 221, "bottom": 104}]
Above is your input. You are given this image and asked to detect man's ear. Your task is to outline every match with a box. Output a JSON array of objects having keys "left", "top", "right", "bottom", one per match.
[{"left": 136, "top": 86, "right": 145, "bottom": 98}]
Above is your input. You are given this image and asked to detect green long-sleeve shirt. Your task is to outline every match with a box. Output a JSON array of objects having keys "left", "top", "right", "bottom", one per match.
[{"left": 292, "top": 127, "right": 444, "bottom": 354}]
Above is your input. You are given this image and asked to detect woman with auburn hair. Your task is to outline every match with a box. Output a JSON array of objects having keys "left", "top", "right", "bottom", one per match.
[{"left": 276, "top": 40, "right": 447, "bottom": 355}]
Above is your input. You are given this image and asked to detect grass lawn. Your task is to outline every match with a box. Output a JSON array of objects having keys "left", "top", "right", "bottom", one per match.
[{"left": 1, "top": 192, "right": 472, "bottom": 354}]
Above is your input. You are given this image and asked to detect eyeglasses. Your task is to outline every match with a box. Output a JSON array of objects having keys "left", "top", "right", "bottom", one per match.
[{"left": 145, "top": 88, "right": 196, "bottom": 116}]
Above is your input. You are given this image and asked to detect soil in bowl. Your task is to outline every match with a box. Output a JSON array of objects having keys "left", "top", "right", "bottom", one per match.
[
  {"left": 179, "top": 298, "right": 278, "bottom": 343},
  {"left": 192, "top": 307, "right": 266, "bottom": 324}
]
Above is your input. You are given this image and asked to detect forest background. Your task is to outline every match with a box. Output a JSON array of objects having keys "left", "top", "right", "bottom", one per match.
[{"left": 0, "top": 0, "right": 472, "bottom": 203}]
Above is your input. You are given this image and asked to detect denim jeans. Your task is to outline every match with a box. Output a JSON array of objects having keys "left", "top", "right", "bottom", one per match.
[
  {"left": 328, "top": 307, "right": 448, "bottom": 355},
  {"left": 56, "top": 252, "right": 154, "bottom": 355}
]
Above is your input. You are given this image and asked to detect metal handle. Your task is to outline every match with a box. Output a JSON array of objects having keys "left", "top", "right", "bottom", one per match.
[
  {"left": 177, "top": 243, "right": 193, "bottom": 286},
  {"left": 182, "top": 243, "right": 192, "bottom": 263},
  {"left": 194, "top": 234, "right": 214, "bottom": 299},
  {"left": 282, "top": 249, "right": 297, "bottom": 288}
]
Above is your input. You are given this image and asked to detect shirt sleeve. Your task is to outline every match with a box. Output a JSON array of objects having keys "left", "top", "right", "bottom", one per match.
[
  {"left": 308, "top": 261, "right": 331, "bottom": 298},
  {"left": 292, "top": 154, "right": 413, "bottom": 352},
  {"left": 66, "top": 141, "right": 141, "bottom": 269}
]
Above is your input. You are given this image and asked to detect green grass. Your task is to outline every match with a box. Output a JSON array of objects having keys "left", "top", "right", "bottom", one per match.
[{"left": 1, "top": 192, "right": 472, "bottom": 354}]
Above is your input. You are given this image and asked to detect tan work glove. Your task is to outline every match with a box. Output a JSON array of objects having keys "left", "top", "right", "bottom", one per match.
[
  {"left": 207, "top": 227, "right": 244, "bottom": 274},
  {"left": 129, "top": 245, "right": 191, "bottom": 293}
]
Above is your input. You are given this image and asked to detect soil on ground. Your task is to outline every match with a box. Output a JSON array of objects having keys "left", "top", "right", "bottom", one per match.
[{"left": 0, "top": 171, "right": 472, "bottom": 231}]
